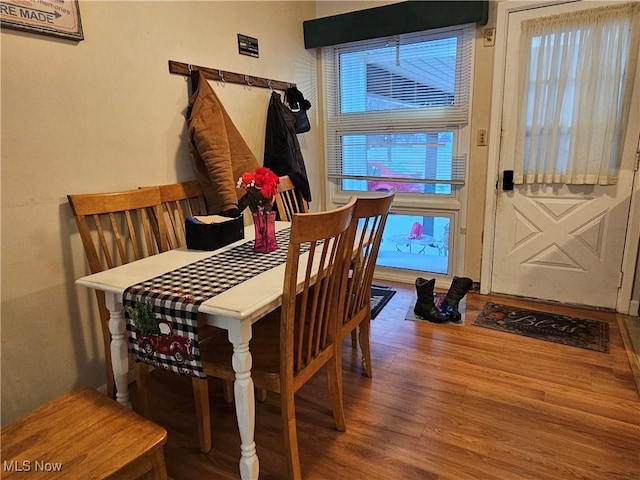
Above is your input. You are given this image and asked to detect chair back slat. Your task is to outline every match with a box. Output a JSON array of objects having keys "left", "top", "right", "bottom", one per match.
[
  {"left": 121, "top": 211, "right": 139, "bottom": 260},
  {"left": 283, "top": 197, "right": 356, "bottom": 379},
  {"left": 85, "top": 214, "right": 111, "bottom": 272},
  {"left": 141, "top": 208, "right": 156, "bottom": 257},
  {"left": 275, "top": 175, "right": 309, "bottom": 222}
]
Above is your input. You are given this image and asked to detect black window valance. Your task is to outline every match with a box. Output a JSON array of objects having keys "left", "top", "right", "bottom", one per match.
[{"left": 303, "top": 1, "right": 488, "bottom": 49}]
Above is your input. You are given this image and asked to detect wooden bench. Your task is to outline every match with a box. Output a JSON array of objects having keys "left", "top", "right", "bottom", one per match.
[{"left": 1, "top": 387, "right": 168, "bottom": 479}]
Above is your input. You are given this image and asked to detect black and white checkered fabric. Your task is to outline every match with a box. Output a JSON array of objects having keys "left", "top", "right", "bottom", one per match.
[{"left": 124, "top": 228, "right": 303, "bottom": 378}]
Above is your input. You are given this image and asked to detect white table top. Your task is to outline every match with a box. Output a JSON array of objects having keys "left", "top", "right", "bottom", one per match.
[{"left": 76, "top": 222, "right": 291, "bottom": 321}]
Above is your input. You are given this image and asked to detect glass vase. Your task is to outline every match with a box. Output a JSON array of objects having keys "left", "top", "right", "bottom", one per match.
[{"left": 252, "top": 211, "right": 278, "bottom": 253}]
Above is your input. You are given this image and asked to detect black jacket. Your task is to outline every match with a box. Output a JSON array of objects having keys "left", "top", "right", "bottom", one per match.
[{"left": 264, "top": 92, "right": 311, "bottom": 202}]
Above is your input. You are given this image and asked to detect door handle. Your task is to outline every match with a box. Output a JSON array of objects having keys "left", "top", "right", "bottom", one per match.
[{"left": 502, "top": 170, "right": 514, "bottom": 191}]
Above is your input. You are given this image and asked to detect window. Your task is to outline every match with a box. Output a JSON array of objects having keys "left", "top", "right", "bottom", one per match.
[
  {"left": 322, "top": 27, "right": 474, "bottom": 277},
  {"left": 377, "top": 213, "right": 452, "bottom": 275},
  {"left": 323, "top": 28, "right": 472, "bottom": 197}
]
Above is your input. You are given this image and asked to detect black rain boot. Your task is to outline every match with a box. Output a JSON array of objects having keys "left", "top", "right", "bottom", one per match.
[
  {"left": 414, "top": 277, "right": 449, "bottom": 323},
  {"left": 440, "top": 277, "right": 473, "bottom": 322}
]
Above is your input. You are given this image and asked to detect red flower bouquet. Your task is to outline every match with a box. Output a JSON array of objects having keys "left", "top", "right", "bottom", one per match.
[{"left": 237, "top": 166, "right": 281, "bottom": 214}]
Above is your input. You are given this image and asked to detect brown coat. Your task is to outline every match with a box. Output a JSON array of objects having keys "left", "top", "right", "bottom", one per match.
[{"left": 188, "top": 72, "right": 259, "bottom": 214}]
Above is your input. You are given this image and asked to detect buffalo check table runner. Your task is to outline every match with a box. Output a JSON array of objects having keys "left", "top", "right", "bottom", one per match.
[{"left": 124, "top": 228, "right": 303, "bottom": 378}]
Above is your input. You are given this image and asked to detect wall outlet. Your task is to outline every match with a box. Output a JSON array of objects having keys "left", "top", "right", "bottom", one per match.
[
  {"left": 483, "top": 28, "right": 496, "bottom": 47},
  {"left": 477, "top": 128, "right": 488, "bottom": 146}
]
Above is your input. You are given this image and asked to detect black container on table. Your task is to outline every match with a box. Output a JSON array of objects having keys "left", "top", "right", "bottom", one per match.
[{"left": 185, "top": 215, "right": 244, "bottom": 251}]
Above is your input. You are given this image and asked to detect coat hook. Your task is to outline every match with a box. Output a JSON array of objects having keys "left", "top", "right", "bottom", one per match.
[
  {"left": 188, "top": 64, "right": 193, "bottom": 72},
  {"left": 218, "top": 70, "right": 225, "bottom": 83},
  {"left": 245, "top": 75, "right": 253, "bottom": 86},
  {"left": 267, "top": 80, "right": 273, "bottom": 91}
]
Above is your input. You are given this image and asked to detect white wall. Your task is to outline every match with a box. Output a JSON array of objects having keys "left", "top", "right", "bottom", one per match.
[{"left": 1, "top": 0, "right": 319, "bottom": 425}]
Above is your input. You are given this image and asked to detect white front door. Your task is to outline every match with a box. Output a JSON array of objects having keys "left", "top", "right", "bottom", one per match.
[{"left": 489, "top": 1, "right": 640, "bottom": 310}]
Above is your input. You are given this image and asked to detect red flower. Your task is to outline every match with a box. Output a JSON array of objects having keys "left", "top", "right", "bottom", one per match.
[{"left": 241, "top": 172, "right": 255, "bottom": 186}]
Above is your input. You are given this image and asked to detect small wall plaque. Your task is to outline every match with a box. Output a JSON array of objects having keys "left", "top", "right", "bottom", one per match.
[{"left": 238, "top": 34, "right": 258, "bottom": 58}]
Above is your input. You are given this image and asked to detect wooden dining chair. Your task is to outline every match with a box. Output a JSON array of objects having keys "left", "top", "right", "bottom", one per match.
[
  {"left": 274, "top": 175, "right": 308, "bottom": 221},
  {"left": 70, "top": 187, "right": 221, "bottom": 453},
  {"left": 197, "top": 197, "right": 357, "bottom": 480},
  {"left": 342, "top": 188, "right": 395, "bottom": 377},
  {"left": 68, "top": 187, "right": 169, "bottom": 400},
  {"left": 152, "top": 180, "right": 208, "bottom": 249},
  {"left": 1, "top": 387, "right": 168, "bottom": 480}
]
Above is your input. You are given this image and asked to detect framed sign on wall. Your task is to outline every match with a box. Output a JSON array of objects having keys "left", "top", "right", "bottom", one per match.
[{"left": 0, "top": 0, "right": 83, "bottom": 41}]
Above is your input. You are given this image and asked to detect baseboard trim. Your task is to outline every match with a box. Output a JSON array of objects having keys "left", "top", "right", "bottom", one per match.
[{"left": 629, "top": 300, "right": 639, "bottom": 317}]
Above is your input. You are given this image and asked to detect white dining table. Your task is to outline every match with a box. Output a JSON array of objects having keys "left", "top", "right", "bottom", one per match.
[{"left": 75, "top": 221, "right": 297, "bottom": 480}]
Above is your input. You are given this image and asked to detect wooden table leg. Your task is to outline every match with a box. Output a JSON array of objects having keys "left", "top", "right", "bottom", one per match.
[
  {"left": 106, "top": 293, "right": 131, "bottom": 408},
  {"left": 227, "top": 321, "right": 259, "bottom": 480}
]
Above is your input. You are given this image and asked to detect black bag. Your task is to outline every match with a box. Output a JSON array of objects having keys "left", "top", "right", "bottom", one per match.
[
  {"left": 291, "top": 108, "right": 310, "bottom": 134},
  {"left": 285, "top": 87, "right": 311, "bottom": 134}
]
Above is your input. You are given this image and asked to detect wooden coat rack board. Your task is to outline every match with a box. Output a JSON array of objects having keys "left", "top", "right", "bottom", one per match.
[{"left": 168, "top": 60, "right": 295, "bottom": 91}]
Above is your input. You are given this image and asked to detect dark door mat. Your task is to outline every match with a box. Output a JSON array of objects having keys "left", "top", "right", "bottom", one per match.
[{"left": 473, "top": 302, "right": 609, "bottom": 353}]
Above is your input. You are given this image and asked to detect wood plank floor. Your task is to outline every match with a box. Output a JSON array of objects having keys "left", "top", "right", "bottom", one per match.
[{"left": 136, "top": 282, "right": 640, "bottom": 480}]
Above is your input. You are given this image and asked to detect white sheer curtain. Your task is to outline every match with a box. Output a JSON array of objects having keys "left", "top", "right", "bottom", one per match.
[{"left": 514, "top": 3, "right": 640, "bottom": 185}]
